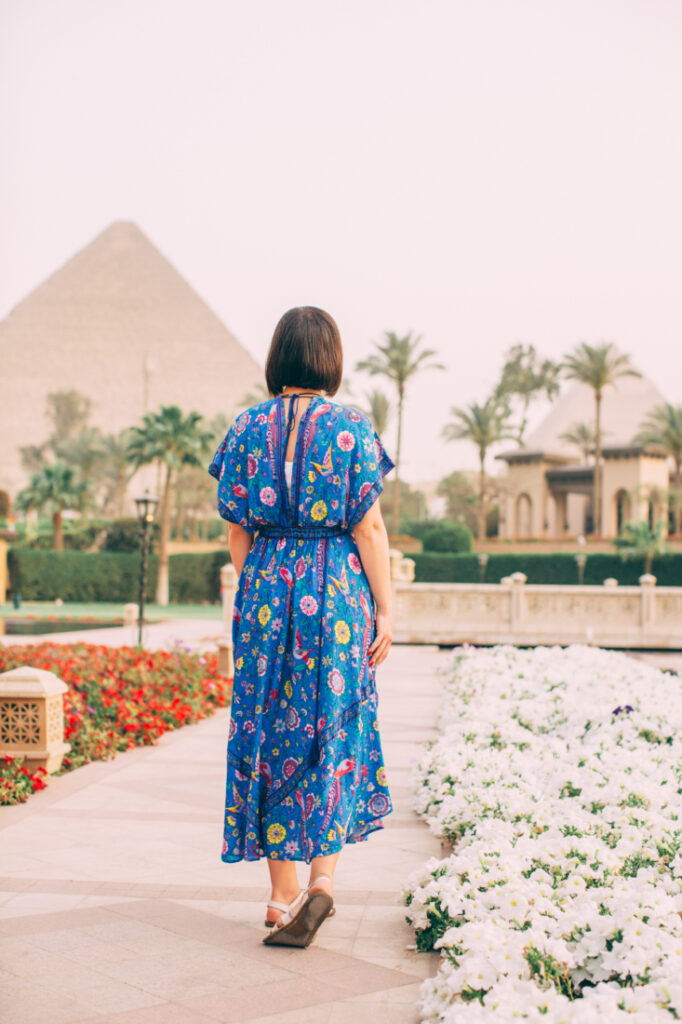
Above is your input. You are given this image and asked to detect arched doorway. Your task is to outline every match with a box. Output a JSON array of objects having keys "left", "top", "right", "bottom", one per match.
[
  {"left": 515, "top": 493, "right": 533, "bottom": 538},
  {"left": 615, "top": 489, "right": 631, "bottom": 534}
]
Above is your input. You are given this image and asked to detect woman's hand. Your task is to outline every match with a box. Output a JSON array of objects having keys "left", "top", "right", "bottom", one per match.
[{"left": 368, "top": 607, "right": 393, "bottom": 668}]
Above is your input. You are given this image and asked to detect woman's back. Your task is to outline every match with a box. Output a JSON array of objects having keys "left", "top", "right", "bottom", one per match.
[
  {"left": 209, "top": 393, "right": 394, "bottom": 535},
  {"left": 209, "top": 391, "right": 395, "bottom": 864}
]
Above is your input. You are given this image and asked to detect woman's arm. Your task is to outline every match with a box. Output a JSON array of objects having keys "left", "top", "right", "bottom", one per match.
[
  {"left": 352, "top": 499, "right": 393, "bottom": 667},
  {"left": 228, "top": 523, "right": 255, "bottom": 578}
]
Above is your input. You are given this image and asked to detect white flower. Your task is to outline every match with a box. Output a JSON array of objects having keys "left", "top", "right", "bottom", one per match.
[{"left": 401, "top": 644, "right": 682, "bottom": 1021}]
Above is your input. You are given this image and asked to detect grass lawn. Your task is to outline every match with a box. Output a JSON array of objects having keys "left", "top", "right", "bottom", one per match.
[{"left": 0, "top": 601, "right": 224, "bottom": 622}]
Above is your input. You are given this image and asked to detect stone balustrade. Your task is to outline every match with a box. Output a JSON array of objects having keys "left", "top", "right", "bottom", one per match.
[
  {"left": 391, "top": 564, "right": 682, "bottom": 649},
  {"left": 218, "top": 548, "right": 682, "bottom": 652}
]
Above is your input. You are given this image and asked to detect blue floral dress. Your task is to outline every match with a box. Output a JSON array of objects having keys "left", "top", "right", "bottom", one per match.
[{"left": 208, "top": 393, "right": 396, "bottom": 863}]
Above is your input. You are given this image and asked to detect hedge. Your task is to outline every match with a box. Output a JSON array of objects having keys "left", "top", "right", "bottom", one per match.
[
  {"left": 7, "top": 549, "right": 232, "bottom": 604},
  {"left": 410, "top": 552, "right": 682, "bottom": 586},
  {"left": 8, "top": 548, "right": 682, "bottom": 604}
]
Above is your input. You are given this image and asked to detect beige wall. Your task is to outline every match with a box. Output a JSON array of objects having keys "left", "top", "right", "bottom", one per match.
[
  {"left": 500, "top": 454, "right": 670, "bottom": 539},
  {"left": 602, "top": 454, "right": 669, "bottom": 537},
  {"left": 391, "top": 577, "right": 682, "bottom": 649},
  {"left": 499, "top": 462, "right": 549, "bottom": 539}
]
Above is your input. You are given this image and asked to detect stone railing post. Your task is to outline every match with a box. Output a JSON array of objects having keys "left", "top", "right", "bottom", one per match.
[
  {"left": 389, "top": 549, "right": 414, "bottom": 634},
  {"left": 639, "top": 573, "right": 657, "bottom": 629},
  {"left": 123, "top": 603, "right": 138, "bottom": 628},
  {"left": 389, "top": 548, "right": 403, "bottom": 609},
  {"left": 508, "top": 571, "right": 527, "bottom": 632},
  {"left": 0, "top": 667, "right": 71, "bottom": 773},
  {"left": 218, "top": 563, "right": 238, "bottom": 677}
]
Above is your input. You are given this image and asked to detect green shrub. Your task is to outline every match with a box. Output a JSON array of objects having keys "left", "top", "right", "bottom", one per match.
[
  {"left": 167, "top": 552, "right": 229, "bottom": 603},
  {"left": 103, "top": 518, "right": 160, "bottom": 553},
  {"left": 410, "top": 551, "right": 682, "bottom": 585},
  {"left": 419, "top": 521, "right": 473, "bottom": 554},
  {"left": 7, "top": 547, "right": 232, "bottom": 603},
  {"left": 404, "top": 518, "right": 474, "bottom": 552},
  {"left": 12, "top": 520, "right": 109, "bottom": 551},
  {"left": 8, "top": 549, "right": 158, "bottom": 602}
]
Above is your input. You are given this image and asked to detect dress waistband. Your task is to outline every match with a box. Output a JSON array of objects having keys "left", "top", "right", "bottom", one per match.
[{"left": 256, "top": 524, "right": 350, "bottom": 539}]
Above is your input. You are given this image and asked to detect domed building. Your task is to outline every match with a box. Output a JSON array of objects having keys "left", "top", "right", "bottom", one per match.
[
  {"left": 495, "top": 371, "right": 671, "bottom": 539},
  {"left": 0, "top": 222, "right": 263, "bottom": 511}
]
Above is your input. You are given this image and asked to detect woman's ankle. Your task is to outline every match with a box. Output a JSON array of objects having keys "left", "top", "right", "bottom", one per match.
[
  {"left": 308, "top": 873, "right": 334, "bottom": 894},
  {"left": 271, "top": 884, "right": 301, "bottom": 903}
]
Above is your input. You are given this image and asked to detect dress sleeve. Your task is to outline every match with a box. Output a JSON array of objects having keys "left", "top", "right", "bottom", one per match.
[
  {"left": 208, "top": 420, "right": 253, "bottom": 533},
  {"left": 346, "top": 414, "right": 396, "bottom": 528}
]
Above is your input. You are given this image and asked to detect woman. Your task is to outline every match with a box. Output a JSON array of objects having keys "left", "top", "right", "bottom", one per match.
[{"left": 208, "top": 306, "right": 395, "bottom": 948}]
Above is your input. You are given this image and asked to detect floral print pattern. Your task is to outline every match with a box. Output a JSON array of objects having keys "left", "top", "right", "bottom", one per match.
[{"left": 208, "top": 394, "right": 396, "bottom": 862}]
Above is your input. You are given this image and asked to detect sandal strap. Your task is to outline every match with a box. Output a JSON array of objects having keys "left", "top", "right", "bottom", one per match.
[
  {"left": 266, "top": 899, "right": 292, "bottom": 912},
  {"left": 273, "top": 888, "right": 308, "bottom": 929}
]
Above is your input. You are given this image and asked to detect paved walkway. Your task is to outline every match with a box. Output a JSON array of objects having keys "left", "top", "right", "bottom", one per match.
[{"left": 0, "top": 640, "right": 449, "bottom": 1024}]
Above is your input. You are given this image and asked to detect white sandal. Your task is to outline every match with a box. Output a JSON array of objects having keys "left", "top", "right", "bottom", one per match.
[
  {"left": 264, "top": 874, "right": 336, "bottom": 928},
  {"left": 262, "top": 874, "right": 335, "bottom": 947},
  {"left": 263, "top": 889, "right": 306, "bottom": 928}
]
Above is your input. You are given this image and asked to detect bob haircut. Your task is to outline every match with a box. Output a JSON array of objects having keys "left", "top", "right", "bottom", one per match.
[{"left": 265, "top": 306, "right": 343, "bottom": 397}]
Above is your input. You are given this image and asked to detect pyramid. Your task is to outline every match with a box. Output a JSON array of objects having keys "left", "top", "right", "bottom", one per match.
[
  {"left": 0, "top": 222, "right": 264, "bottom": 500},
  {"left": 523, "top": 372, "right": 667, "bottom": 458}
]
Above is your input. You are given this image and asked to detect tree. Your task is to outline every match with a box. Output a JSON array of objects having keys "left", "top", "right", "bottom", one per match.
[
  {"left": 45, "top": 389, "right": 92, "bottom": 440},
  {"left": 494, "top": 343, "right": 560, "bottom": 445},
  {"left": 14, "top": 463, "right": 91, "bottom": 550},
  {"left": 126, "top": 406, "right": 216, "bottom": 606},
  {"left": 355, "top": 331, "right": 445, "bottom": 535},
  {"left": 633, "top": 402, "right": 682, "bottom": 535},
  {"left": 561, "top": 342, "right": 641, "bottom": 536},
  {"left": 441, "top": 396, "right": 515, "bottom": 540},
  {"left": 436, "top": 471, "right": 479, "bottom": 533},
  {"left": 359, "top": 389, "right": 391, "bottom": 436},
  {"left": 614, "top": 519, "right": 669, "bottom": 575},
  {"left": 52, "top": 426, "right": 109, "bottom": 520},
  {"left": 558, "top": 421, "right": 598, "bottom": 464}
]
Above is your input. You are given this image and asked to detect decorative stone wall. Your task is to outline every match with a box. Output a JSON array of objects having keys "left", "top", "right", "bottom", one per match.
[{"left": 391, "top": 569, "right": 682, "bottom": 649}]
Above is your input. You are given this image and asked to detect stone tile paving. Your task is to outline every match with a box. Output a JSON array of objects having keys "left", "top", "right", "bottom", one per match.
[{"left": 0, "top": 636, "right": 449, "bottom": 1023}]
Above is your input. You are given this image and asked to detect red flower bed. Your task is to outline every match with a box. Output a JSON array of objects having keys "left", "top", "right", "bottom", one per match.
[{"left": 0, "top": 642, "right": 233, "bottom": 805}]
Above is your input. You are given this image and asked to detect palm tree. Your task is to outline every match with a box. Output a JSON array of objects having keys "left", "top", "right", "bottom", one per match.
[
  {"left": 14, "top": 463, "right": 91, "bottom": 550},
  {"left": 360, "top": 389, "right": 391, "bottom": 436},
  {"left": 356, "top": 331, "right": 445, "bottom": 535},
  {"left": 561, "top": 342, "right": 641, "bottom": 536},
  {"left": 633, "top": 402, "right": 682, "bottom": 535},
  {"left": 52, "top": 426, "right": 109, "bottom": 521},
  {"left": 614, "top": 519, "right": 669, "bottom": 575},
  {"left": 558, "top": 421, "right": 598, "bottom": 464},
  {"left": 494, "top": 343, "right": 561, "bottom": 445},
  {"left": 100, "top": 428, "right": 138, "bottom": 517},
  {"left": 126, "top": 406, "right": 216, "bottom": 606},
  {"left": 442, "top": 396, "right": 515, "bottom": 540}
]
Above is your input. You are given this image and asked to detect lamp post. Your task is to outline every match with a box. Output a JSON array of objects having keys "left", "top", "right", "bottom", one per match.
[
  {"left": 134, "top": 489, "right": 159, "bottom": 648},
  {"left": 477, "top": 551, "right": 489, "bottom": 583},
  {"left": 575, "top": 552, "right": 587, "bottom": 586}
]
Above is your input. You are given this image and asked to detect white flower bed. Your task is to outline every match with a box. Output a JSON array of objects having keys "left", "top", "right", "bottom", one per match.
[{"left": 401, "top": 645, "right": 682, "bottom": 1023}]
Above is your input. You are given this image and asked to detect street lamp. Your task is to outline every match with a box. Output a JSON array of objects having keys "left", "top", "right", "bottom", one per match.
[
  {"left": 134, "top": 489, "right": 159, "bottom": 647},
  {"left": 477, "top": 551, "right": 489, "bottom": 583},
  {"left": 575, "top": 552, "right": 587, "bottom": 586}
]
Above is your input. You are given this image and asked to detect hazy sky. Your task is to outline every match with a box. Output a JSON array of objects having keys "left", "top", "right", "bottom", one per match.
[{"left": 2, "top": 0, "right": 681, "bottom": 481}]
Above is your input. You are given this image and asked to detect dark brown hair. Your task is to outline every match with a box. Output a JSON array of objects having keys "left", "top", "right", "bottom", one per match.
[{"left": 265, "top": 306, "right": 343, "bottom": 397}]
